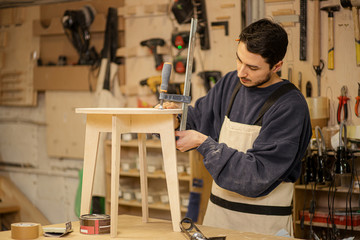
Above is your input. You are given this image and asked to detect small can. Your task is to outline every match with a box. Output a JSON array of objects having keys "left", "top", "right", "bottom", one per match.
[{"left": 80, "top": 214, "right": 110, "bottom": 235}]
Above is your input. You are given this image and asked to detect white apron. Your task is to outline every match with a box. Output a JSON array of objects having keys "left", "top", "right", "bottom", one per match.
[{"left": 202, "top": 86, "right": 295, "bottom": 236}]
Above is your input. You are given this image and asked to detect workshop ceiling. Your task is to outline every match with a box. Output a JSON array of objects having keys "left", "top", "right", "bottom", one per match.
[{"left": 0, "top": 0, "right": 82, "bottom": 9}]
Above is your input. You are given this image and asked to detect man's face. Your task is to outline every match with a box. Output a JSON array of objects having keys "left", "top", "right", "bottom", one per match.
[{"left": 236, "top": 42, "right": 280, "bottom": 88}]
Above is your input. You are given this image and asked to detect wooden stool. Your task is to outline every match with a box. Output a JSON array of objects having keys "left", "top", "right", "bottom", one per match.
[{"left": 76, "top": 108, "right": 182, "bottom": 238}]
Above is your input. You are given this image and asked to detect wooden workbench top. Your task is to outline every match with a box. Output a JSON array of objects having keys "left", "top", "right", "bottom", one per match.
[{"left": 0, "top": 214, "right": 296, "bottom": 239}]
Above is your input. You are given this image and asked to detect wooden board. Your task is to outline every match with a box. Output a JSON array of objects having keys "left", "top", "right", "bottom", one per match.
[{"left": 0, "top": 7, "right": 39, "bottom": 106}]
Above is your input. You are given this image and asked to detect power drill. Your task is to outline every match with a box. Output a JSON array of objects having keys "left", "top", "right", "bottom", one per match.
[
  {"left": 198, "top": 71, "right": 222, "bottom": 92},
  {"left": 140, "top": 38, "right": 165, "bottom": 71},
  {"left": 140, "top": 76, "right": 185, "bottom": 98}
]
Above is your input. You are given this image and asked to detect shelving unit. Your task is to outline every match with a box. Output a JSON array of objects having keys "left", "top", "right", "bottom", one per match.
[
  {"left": 104, "top": 138, "right": 212, "bottom": 223},
  {"left": 32, "top": 3, "right": 125, "bottom": 92},
  {"left": 294, "top": 182, "right": 360, "bottom": 238}
]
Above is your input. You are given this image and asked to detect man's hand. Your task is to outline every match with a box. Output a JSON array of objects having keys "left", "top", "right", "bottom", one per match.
[
  {"left": 175, "top": 130, "right": 208, "bottom": 152},
  {"left": 154, "top": 101, "right": 182, "bottom": 129}
]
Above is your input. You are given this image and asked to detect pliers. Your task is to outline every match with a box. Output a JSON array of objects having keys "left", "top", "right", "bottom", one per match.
[
  {"left": 356, "top": 83, "right": 360, "bottom": 118},
  {"left": 337, "top": 86, "right": 349, "bottom": 124}
]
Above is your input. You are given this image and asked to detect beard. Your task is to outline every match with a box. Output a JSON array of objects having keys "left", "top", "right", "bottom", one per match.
[{"left": 241, "top": 71, "right": 273, "bottom": 88}]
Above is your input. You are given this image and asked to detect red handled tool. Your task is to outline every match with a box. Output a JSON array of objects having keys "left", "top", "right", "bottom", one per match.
[
  {"left": 356, "top": 82, "right": 360, "bottom": 117},
  {"left": 337, "top": 86, "right": 349, "bottom": 124}
]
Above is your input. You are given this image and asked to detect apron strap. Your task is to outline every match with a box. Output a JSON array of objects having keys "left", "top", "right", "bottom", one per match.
[
  {"left": 210, "top": 193, "right": 292, "bottom": 216},
  {"left": 253, "top": 83, "right": 298, "bottom": 126},
  {"left": 226, "top": 81, "right": 242, "bottom": 117}
]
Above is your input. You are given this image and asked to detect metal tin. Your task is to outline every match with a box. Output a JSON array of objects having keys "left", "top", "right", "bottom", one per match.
[{"left": 80, "top": 214, "right": 110, "bottom": 235}]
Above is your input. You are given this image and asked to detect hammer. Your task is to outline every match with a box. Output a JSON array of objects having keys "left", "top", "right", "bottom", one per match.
[
  {"left": 321, "top": 5, "right": 340, "bottom": 70},
  {"left": 341, "top": 0, "right": 360, "bottom": 66}
]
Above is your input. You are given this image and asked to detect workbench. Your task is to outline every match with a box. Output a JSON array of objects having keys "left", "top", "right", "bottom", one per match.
[{"left": 0, "top": 214, "right": 297, "bottom": 239}]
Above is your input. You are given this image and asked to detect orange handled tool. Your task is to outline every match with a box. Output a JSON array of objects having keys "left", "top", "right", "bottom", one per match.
[
  {"left": 337, "top": 86, "right": 350, "bottom": 124},
  {"left": 337, "top": 86, "right": 349, "bottom": 124}
]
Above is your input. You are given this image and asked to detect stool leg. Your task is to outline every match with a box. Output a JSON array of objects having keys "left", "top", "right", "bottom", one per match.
[
  {"left": 80, "top": 120, "right": 101, "bottom": 215},
  {"left": 111, "top": 116, "right": 122, "bottom": 237},
  {"left": 159, "top": 128, "right": 181, "bottom": 232},
  {"left": 138, "top": 133, "right": 149, "bottom": 222}
]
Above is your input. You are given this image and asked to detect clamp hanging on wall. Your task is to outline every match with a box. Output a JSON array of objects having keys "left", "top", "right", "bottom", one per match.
[{"left": 194, "top": 0, "right": 210, "bottom": 50}]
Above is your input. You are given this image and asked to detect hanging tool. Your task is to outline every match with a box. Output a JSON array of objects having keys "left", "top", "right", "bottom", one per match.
[
  {"left": 140, "top": 76, "right": 184, "bottom": 98},
  {"left": 62, "top": 5, "right": 99, "bottom": 65},
  {"left": 313, "top": 0, "right": 325, "bottom": 96},
  {"left": 335, "top": 122, "right": 350, "bottom": 174},
  {"left": 173, "top": 56, "right": 196, "bottom": 74},
  {"left": 288, "top": 67, "right": 293, "bottom": 83},
  {"left": 140, "top": 38, "right": 165, "bottom": 71},
  {"left": 306, "top": 81, "right": 312, "bottom": 97},
  {"left": 313, "top": 60, "right": 324, "bottom": 97},
  {"left": 340, "top": 0, "right": 360, "bottom": 66},
  {"left": 194, "top": 0, "right": 210, "bottom": 50},
  {"left": 180, "top": 218, "right": 226, "bottom": 240},
  {"left": 172, "top": 31, "right": 190, "bottom": 50},
  {"left": 171, "top": 0, "right": 194, "bottom": 24},
  {"left": 337, "top": 86, "right": 349, "bottom": 124},
  {"left": 299, "top": 0, "right": 307, "bottom": 61},
  {"left": 315, "top": 126, "right": 327, "bottom": 184},
  {"left": 355, "top": 82, "right": 360, "bottom": 117},
  {"left": 159, "top": 18, "right": 197, "bottom": 131},
  {"left": 198, "top": 71, "right": 222, "bottom": 93},
  {"left": 298, "top": 72, "right": 302, "bottom": 91},
  {"left": 320, "top": 5, "right": 340, "bottom": 70}
]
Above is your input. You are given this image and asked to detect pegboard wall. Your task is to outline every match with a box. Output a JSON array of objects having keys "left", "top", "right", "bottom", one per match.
[
  {"left": 265, "top": 0, "right": 360, "bottom": 127},
  {"left": 121, "top": 0, "right": 241, "bottom": 107}
]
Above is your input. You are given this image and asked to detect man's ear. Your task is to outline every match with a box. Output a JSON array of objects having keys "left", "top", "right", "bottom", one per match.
[{"left": 272, "top": 61, "right": 283, "bottom": 73}]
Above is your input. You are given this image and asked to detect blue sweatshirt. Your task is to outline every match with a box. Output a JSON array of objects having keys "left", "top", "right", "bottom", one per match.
[{"left": 186, "top": 70, "right": 312, "bottom": 198}]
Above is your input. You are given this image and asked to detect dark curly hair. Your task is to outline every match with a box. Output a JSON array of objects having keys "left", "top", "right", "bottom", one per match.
[{"left": 238, "top": 18, "right": 288, "bottom": 69}]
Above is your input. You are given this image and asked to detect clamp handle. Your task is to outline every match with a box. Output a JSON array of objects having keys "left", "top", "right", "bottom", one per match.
[{"left": 160, "top": 62, "right": 172, "bottom": 93}]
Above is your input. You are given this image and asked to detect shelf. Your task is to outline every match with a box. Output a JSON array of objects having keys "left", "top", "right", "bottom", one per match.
[
  {"left": 295, "top": 220, "right": 360, "bottom": 231},
  {"left": 107, "top": 169, "right": 191, "bottom": 181},
  {"left": 295, "top": 184, "right": 360, "bottom": 194},
  {"left": 33, "top": 65, "right": 97, "bottom": 91},
  {"left": 33, "top": 14, "right": 125, "bottom": 36},
  {"left": 115, "top": 199, "right": 188, "bottom": 213}
]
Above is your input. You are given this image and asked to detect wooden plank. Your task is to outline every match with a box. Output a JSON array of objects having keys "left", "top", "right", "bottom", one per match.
[{"left": 0, "top": 6, "right": 39, "bottom": 106}]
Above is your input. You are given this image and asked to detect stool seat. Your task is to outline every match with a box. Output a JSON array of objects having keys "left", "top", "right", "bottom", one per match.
[{"left": 76, "top": 108, "right": 182, "bottom": 238}]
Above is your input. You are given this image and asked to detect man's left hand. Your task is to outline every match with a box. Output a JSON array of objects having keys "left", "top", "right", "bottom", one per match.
[{"left": 175, "top": 130, "right": 208, "bottom": 152}]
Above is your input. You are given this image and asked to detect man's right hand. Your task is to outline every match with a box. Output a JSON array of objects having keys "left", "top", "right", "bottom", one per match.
[{"left": 154, "top": 101, "right": 182, "bottom": 129}]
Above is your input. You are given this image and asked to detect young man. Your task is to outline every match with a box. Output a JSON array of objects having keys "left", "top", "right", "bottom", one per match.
[{"left": 165, "top": 18, "right": 312, "bottom": 235}]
